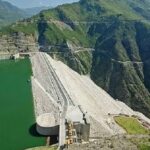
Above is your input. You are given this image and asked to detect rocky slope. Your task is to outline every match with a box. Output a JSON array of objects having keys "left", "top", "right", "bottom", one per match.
[
  {"left": 0, "top": 0, "right": 150, "bottom": 117},
  {"left": 0, "top": 32, "right": 37, "bottom": 53}
]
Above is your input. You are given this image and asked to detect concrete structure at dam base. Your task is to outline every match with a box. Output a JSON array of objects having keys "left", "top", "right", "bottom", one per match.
[
  {"left": 36, "top": 113, "right": 59, "bottom": 136},
  {"left": 36, "top": 107, "right": 91, "bottom": 143}
]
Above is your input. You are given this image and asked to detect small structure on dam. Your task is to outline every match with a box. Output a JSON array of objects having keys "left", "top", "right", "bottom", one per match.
[
  {"left": 66, "top": 106, "right": 90, "bottom": 142},
  {"left": 36, "top": 113, "right": 59, "bottom": 136}
]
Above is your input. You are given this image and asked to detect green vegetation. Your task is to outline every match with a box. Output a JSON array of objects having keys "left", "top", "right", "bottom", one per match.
[
  {"left": 0, "top": 59, "right": 45, "bottom": 150},
  {"left": 129, "top": 137, "right": 150, "bottom": 150},
  {"left": 139, "top": 144, "right": 150, "bottom": 150},
  {"left": 11, "top": 22, "right": 37, "bottom": 34},
  {"left": 0, "top": 0, "right": 150, "bottom": 117},
  {"left": 0, "top": 22, "right": 37, "bottom": 35},
  {"left": 114, "top": 116, "right": 150, "bottom": 134}
]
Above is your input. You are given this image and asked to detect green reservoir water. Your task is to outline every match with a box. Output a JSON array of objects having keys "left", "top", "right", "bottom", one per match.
[{"left": 0, "top": 58, "right": 45, "bottom": 150}]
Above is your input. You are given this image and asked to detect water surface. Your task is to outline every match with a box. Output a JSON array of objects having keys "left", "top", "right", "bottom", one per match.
[{"left": 0, "top": 59, "right": 45, "bottom": 150}]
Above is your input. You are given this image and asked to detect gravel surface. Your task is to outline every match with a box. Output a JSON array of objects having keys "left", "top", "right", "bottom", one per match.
[{"left": 67, "top": 135, "right": 138, "bottom": 150}]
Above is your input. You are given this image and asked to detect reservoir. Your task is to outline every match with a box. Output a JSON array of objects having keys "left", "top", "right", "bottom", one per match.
[{"left": 0, "top": 58, "right": 45, "bottom": 150}]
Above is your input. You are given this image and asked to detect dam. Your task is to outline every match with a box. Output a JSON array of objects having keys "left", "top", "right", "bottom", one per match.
[
  {"left": 1, "top": 52, "right": 150, "bottom": 149},
  {"left": 31, "top": 52, "right": 150, "bottom": 149}
]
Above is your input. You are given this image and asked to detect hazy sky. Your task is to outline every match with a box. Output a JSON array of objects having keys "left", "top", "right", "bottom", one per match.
[{"left": 4, "top": 0, "right": 79, "bottom": 8}]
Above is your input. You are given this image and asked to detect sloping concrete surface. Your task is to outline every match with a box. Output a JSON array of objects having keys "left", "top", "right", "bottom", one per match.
[{"left": 31, "top": 52, "right": 150, "bottom": 137}]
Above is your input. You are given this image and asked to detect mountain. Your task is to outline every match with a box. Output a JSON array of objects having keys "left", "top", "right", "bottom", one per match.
[
  {"left": 0, "top": 0, "right": 28, "bottom": 27},
  {"left": 24, "top": 6, "right": 52, "bottom": 17},
  {"left": 0, "top": 0, "right": 150, "bottom": 117}
]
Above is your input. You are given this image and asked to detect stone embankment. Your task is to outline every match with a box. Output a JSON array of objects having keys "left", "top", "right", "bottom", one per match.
[{"left": 30, "top": 53, "right": 150, "bottom": 138}]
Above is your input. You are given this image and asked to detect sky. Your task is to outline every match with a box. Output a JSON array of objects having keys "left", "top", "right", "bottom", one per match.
[{"left": 4, "top": 0, "right": 79, "bottom": 8}]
